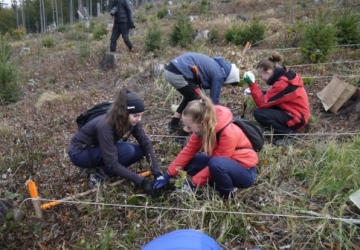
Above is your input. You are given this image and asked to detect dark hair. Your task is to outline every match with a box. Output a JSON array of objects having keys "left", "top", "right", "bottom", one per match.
[
  {"left": 256, "top": 51, "right": 282, "bottom": 72},
  {"left": 182, "top": 95, "right": 217, "bottom": 154},
  {"left": 106, "top": 88, "right": 130, "bottom": 136}
]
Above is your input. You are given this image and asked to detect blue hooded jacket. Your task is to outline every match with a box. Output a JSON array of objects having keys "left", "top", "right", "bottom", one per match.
[
  {"left": 142, "top": 229, "right": 221, "bottom": 250},
  {"left": 170, "top": 52, "right": 232, "bottom": 104}
]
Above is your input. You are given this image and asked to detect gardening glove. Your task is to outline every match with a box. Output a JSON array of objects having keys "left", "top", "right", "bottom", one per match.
[
  {"left": 109, "top": 6, "right": 117, "bottom": 16},
  {"left": 141, "top": 178, "right": 155, "bottom": 198},
  {"left": 243, "top": 71, "right": 255, "bottom": 85},
  {"left": 153, "top": 172, "right": 163, "bottom": 180},
  {"left": 153, "top": 172, "right": 171, "bottom": 189},
  {"left": 182, "top": 180, "right": 196, "bottom": 192},
  {"left": 129, "top": 22, "right": 136, "bottom": 29}
]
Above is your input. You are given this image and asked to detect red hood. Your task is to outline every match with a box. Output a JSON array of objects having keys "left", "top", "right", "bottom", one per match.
[
  {"left": 281, "top": 73, "right": 304, "bottom": 87},
  {"left": 214, "top": 105, "right": 233, "bottom": 132}
]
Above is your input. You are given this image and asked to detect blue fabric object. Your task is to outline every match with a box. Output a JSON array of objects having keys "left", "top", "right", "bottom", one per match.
[
  {"left": 153, "top": 172, "right": 171, "bottom": 189},
  {"left": 170, "top": 52, "right": 231, "bottom": 104},
  {"left": 142, "top": 229, "right": 221, "bottom": 250},
  {"left": 213, "top": 56, "right": 231, "bottom": 77}
]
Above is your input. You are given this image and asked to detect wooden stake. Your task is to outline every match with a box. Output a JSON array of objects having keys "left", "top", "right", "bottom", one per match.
[{"left": 27, "top": 180, "right": 43, "bottom": 219}]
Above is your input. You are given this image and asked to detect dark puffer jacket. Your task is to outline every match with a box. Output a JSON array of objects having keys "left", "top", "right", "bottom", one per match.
[{"left": 111, "top": 0, "right": 134, "bottom": 23}]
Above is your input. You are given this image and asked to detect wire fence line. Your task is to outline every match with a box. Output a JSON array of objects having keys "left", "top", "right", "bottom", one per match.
[
  {"left": 144, "top": 132, "right": 360, "bottom": 139},
  {"left": 19, "top": 198, "right": 360, "bottom": 224},
  {"left": 248, "top": 42, "right": 360, "bottom": 52}
]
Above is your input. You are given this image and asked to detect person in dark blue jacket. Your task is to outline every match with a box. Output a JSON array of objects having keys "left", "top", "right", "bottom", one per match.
[
  {"left": 165, "top": 52, "right": 240, "bottom": 146},
  {"left": 68, "top": 88, "right": 161, "bottom": 197},
  {"left": 142, "top": 229, "right": 221, "bottom": 250},
  {"left": 109, "top": 0, "right": 135, "bottom": 52}
]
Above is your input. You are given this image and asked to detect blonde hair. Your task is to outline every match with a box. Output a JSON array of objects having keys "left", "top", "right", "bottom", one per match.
[
  {"left": 256, "top": 50, "right": 283, "bottom": 72},
  {"left": 183, "top": 95, "right": 217, "bottom": 154}
]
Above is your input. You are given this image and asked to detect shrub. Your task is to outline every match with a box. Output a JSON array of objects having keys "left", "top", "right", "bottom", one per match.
[
  {"left": 0, "top": 35, "right": 21, "bottom": 104},
  {"left": 199, "top": 0, "right": 210, "bottom": 15},
  {"left": 55, "top": 24, "right": 70, "bottom": 33},
  {"left": 145, "top": 4, "right": 153, "bottom": 10},
  {"left": 92, "top": 24, "right": 108, "bottom": 40},
  {"left": 157, "top": 8, "right": 167, "bottom": 19},
  {"left": 11, "top": 26, "right": 26, "bottom": 40},
  {"left": 145, "top": 21, "right": 164, "bottom": 52},
  {"left": 170, "top": 13, "right": 194, "bottom": 47},
  {"left": 41, "top": 36, "right": 56, "bottom": 48},
  {"left": 135, "top": 12, "right": 147, "bottom": 23},
  {"left": 334, "top": 10, "right": 360, "bottom": 47},
  {"left": 299, "top": 14, "right": 337, "bottom": 63},
  {"left": 68, "top": 30, "right": 88, "bottom": 41},
  {"left": 208, "top": 28, "right": 218, "bottom": 44},
  {"left": 224, "top": 18, "right": 265, "bottom": 46}
]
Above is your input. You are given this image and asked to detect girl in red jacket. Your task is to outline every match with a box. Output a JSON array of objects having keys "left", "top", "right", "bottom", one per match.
[
  {"left": 243, "top": 51, "right": 310, "bottom": 146},
  {"left": 153, "top": 95, "right": 258, "bottom": 199}
]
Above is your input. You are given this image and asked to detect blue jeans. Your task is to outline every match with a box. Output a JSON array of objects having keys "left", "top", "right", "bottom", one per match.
[
  {"left": 110, "top": 22, "right": 132, "bottom": 52},
  {"left": 184, "top": 154, "right": 256, "bottom": 198},
  {"left": 68, "top": 142, "right": 144, "bottom": 180}
]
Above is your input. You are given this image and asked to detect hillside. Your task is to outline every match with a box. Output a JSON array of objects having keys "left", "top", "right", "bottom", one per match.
[{"left": 1, "top": 0, "right": 360, "bottom": 249}]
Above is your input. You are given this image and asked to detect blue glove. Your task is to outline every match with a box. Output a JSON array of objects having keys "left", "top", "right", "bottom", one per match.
[{"left": 153, "top": 172, "right": 171, "bottom": 189}]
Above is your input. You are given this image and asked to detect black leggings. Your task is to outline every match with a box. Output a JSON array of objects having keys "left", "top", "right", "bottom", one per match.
[
  {"left": 253, "top": 107, "right": 296, "bottom": 136},
  {"left": 176, "top": 80, "right": 202, "bottom": 114}
]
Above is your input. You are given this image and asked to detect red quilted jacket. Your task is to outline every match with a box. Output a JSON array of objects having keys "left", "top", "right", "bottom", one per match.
[
  {"left": 168, "top": 105, "right": 258, "bottom": 186},
  {"left": 249, "top": 69, "right": 310, "bottom": 130}
]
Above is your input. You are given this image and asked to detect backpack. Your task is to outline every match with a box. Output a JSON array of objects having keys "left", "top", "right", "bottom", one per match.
[
  {"left": 76, "top": 101, "right": 113, "bottom": 129},
  {"left": 216, "top": 118, "right": 264, "bottom": 152}
]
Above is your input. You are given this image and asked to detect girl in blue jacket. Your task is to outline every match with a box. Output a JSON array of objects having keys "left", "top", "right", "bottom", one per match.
[{"left": 165, "top": 52, "right": 240, "bottom": 146}]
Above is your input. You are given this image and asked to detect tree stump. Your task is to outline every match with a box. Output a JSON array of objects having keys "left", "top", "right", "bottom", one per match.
[{"left": 100, "top": 52, "right": 121, "bottom": 71}]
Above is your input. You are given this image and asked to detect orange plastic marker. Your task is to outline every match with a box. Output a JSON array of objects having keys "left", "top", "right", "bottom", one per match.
[
  {"left": 138, "top": 170, "right": 152, "bottom": 177},
  {"left": 40, "top": 201, "right": 60, "bottom": 210},
  {"left": 27, "top": 180, "right": 38, "bottom": 198},
  {"left": 27, "top": 180, "right": 43, "bottom": 218}
]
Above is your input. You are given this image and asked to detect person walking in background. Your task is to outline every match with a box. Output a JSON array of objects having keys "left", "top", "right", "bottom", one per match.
[
  {"left": 109, "top": 0, "right": 135, "bottom": 52},
  {"left": 243, "top": 51, "right": 310, "bottom": 146},
  {"left": 165, "top": 52, "right": 240, "bottom": 146},
  {"left": 68, "top": 88, "right": 161, "bottom": 197},
  {"left": 153, "top": 95, "right": 258, "bottom": 199}
]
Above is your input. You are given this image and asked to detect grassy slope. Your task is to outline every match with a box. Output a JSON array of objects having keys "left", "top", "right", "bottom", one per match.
[{"left": 1, "top": 0, "right": 360, "bottom": 249}]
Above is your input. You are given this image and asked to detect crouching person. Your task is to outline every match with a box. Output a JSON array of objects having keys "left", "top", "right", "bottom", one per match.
[
  {"left": 153, "top": 95, "right": 258, "bottom": 199},
  {"left": 68, "top": 88, "right": 161, "bottom": 197}
]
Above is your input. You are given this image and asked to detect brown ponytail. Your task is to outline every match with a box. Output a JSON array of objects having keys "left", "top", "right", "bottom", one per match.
[
  {"left": 256, "top": 50, "right": 283, "bottom": 72},
  {"left": 183, "top": 95, "right": 217, "bottom": 154},
  {"left": 106, "top": 88, "right": 130, "bottom": 136}
]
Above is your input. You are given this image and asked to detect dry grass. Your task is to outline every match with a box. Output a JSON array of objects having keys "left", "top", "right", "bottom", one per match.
[{"left": 1, "top": 0, "right": 360, "bottom": 249}]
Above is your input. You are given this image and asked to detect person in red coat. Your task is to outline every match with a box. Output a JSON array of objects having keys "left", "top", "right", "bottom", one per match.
[
  {"left": 243, "top": 51, "right": 310, "bottom": 146},
  {"left": 153, "top": 95, "right": 258, "bottom": 199}
]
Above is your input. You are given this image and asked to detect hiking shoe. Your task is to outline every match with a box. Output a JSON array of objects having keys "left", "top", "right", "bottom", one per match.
[
  {"left": 274, "top": 134, "right": 297, "bottom": 147},
  {"left": 88, "top": 174, "right": 103, "bottom": 189},
  {"left": 174, "top": 136, "right": 187, "bottom": 147},
  {"left": 78, "top": 167, "right": 97, "bottom": 178},
  {"left": 167, "top": 122, "right": 182, "bottom": 134}
]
